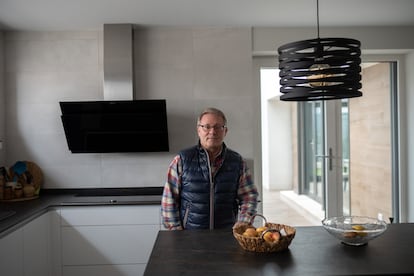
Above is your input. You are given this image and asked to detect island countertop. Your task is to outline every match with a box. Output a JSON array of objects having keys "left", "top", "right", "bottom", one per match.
[{"left": 144, "top": 223, "right": 414, "bottom": 276}]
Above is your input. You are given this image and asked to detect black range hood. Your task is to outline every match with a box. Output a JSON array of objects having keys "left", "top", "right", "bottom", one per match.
[
  {"left": 60, "top": 100, "right": 169, "bottom": 153},
  {"left": 60, "top": 25, "right": 169, "bottom": 153}
]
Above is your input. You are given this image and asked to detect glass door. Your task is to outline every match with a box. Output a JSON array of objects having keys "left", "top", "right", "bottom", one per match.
[
  {"left": 300, "top": 100, "right": 344, "bottom": 218},
  {"left": 300, "top": 62, "right": 397, "bottom": 220},
  {"left": 302, "top": 101, "right": 324, "bottom": 204},
  {"left": 255, "top": 56, "right": 400, "bottom": 224}
]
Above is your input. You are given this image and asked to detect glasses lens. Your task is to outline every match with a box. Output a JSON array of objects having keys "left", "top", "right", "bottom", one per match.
[{"left": 199, "top": 125, "right": 225, "bottom": 131}]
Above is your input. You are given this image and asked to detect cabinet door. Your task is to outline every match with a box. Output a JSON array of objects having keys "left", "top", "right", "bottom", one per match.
[
  {"left": 23, "top": 212, "right": 51, "bottom": 276},
  {"left": 61, "top": 224, "right": 159, "bottom": 265},
  {"left": 59, "top": 205, "right": 161, "bottom": 276},
  {"left": 0, "top": 229, "right": 24, "bottom": 276},
  {"left": 0, "top": 212, "right": 51, "bottom": 276}
]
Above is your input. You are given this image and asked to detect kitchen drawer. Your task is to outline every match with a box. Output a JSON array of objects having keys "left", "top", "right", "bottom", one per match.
[
  {"left": 60, "top": 205, "right": 161, "bottom": 226},
  {"left": 61, "top": 224, "right": 159, "bottom": 265},
  {"left": 62, "top": 264, "right": 145, "bottom": 276}
]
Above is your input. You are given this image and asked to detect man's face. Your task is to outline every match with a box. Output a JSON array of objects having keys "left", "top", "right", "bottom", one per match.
[{"left": 197, "top": 113, "right": 227, "bottom": 152}]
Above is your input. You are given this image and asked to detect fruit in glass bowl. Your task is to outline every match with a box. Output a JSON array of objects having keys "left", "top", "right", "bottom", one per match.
[{"left": 322, "top": 216, "right": 388, "bottom": 246}]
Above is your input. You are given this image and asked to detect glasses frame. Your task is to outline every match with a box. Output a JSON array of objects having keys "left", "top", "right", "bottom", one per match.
[{"left": 197, "top": 124, "right": 227, "bottom": 132}]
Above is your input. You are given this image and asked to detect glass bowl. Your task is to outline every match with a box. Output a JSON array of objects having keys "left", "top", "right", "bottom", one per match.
[{"left": 322, "top": 216, "right": 388, "bottom": 246}]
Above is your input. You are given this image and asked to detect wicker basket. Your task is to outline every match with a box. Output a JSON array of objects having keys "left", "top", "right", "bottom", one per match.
[
  {"left": 233, "top": 214, "right": 296, "bottom": 253},
  {"left": 1, "top": 161, "right": 43, "bottom": 201}
]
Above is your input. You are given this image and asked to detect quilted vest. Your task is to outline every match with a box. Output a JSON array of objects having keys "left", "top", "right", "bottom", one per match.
[{"left": 179, "top": 143, "right": 242, "bottom": 229}]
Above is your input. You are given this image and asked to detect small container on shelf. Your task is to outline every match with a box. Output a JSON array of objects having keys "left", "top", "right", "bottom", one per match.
[
  {"left": 23, "top": 184, "right": 36, "bottom": 197},
  {"left": 14, "top": 187, "right": 23, "bottom": 199},
  {"left": 3, "top": 186, "right": 13, "bottom": 200}
]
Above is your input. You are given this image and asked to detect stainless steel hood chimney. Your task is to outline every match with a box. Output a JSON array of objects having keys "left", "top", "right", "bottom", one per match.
[
  {"left": 59, "top": 24, "right": 169, "bottom": 153},
  {"left": 103, "top": 24, "right": 134, "bottom": 100}
]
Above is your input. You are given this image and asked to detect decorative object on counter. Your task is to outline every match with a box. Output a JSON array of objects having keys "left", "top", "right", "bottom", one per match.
[
  {"left": 322, "top": 215, "right": 388, "bottom": 246},
  {"left": 14, "top": 182, "right": 23, "bottom": 198},
  {"left": 233, "top": 214, "right": 296, "bottom": 253},
  {"left": 0, "top": 161, "right": 43, "bottom": 202}
]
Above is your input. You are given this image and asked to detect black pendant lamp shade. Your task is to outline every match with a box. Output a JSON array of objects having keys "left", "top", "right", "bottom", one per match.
[
  {"left": 277, "top": 0, "right": 362, "bottom": 101},
  {"left": 278, "top": 38, "right": 362, "bottom": 101}
]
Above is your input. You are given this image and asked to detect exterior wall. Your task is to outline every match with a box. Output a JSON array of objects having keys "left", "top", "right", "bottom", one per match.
[
  {"left": 350, "top": 63, "right": 392, "bottom": 219},
  {"left": 259, "top": 67, "right": 293, "bottom": 191},
  {"left": 406, "top": 51, "right": 414, "bottom": 222}
]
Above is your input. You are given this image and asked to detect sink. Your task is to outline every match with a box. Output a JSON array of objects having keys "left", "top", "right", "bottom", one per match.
[{"left": 0, "top": 210, "right": 16, "bottom": 221}]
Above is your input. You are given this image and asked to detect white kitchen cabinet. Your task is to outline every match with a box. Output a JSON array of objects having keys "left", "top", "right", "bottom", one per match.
[
  {"left": 0, "top": 227, "right": 24, "bottom": 276},
  {"left": 0, "top": 212, "right": 52, "bottom": 276},
  {"left": 58, "top": 205, "right": 161, "bottom": 276},
  {"left": 22, "top": 211, "right": 52, "bottom": 276}
]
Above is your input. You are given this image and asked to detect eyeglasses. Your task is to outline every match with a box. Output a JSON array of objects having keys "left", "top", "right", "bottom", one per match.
[{"left": 198, "top": 124, "right": 226, "bottom": 132}]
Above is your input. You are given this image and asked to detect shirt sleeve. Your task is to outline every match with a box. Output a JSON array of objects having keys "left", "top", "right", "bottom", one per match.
[
  {"left": 161, "top": 155, "right": 184, "bottom": 230},
  {"left": 237, "top": 160, "right": 259, "bottom": 223}
]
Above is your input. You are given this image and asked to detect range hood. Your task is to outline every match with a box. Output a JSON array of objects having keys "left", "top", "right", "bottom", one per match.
[{"left": 60, "top": 24, "right": 169, "bottom": 153}]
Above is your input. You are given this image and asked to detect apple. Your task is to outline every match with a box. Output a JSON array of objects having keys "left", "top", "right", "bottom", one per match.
[
  {"left": 243, "top": 227, "right": 258, "bottom": 237},
  {"left": 272, "top": 231, "right": 281, "bottom": 242},
  {"left": 263, "top": 231, "right": 274, "bottom": 242}
]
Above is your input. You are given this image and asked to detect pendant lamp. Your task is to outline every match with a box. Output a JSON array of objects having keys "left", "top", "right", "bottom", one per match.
[{"left": 278, "top": 0, "right": 362, "bottom": 101}]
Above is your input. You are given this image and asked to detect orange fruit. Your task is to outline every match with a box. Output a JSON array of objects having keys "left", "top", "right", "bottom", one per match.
[{"left": 256, "top": 226, "right": 268, "bottom": 235}]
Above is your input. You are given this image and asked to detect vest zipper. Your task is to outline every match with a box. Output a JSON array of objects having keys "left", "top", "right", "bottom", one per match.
[{"left": 205, "top": 150, "right": 214, "bottom": 230}]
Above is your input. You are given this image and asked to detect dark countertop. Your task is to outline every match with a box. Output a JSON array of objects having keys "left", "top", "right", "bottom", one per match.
[
  {"left": 145, "top": 224, "right": 414, "bottom": 276},
  {"left": 0, "top": 187, "right": 163, "bottom": 237}
]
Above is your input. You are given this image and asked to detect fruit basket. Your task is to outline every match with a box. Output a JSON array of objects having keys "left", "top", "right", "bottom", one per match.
[
  {"left": 233, "top": 214, "right": 296, "bottom": 253},
  {"left": 0, "top": 161, "right": 43, "bottom": 202}
]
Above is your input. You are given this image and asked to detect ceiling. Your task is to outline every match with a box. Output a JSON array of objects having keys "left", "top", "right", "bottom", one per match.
[{"left": 1, "top": 0, "right": 414, "bottom": 31}]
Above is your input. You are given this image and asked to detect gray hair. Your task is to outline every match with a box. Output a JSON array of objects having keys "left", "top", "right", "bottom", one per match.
[{"left": 197, "top": 107, "right": 227, "bottom": 125}]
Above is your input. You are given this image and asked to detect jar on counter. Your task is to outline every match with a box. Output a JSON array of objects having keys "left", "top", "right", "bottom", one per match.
[
  {"left": 3, "top": 186, "right": 12, "bottom": 200},
  {"left": 5, "top": 182, "right": 17, "bottom": 200},
  {"left": 23, "top": 184, "right": 35, "bottom": 197},
  {"left": 14, "top": 187, "right": 23, "bottom": 198}
]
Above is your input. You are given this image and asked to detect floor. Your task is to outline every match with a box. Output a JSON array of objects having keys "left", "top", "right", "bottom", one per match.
[{"left": 261, "top": 190, "right": 324, "bottom": 227}]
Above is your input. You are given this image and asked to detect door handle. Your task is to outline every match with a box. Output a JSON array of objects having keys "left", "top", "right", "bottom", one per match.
[{"left": 316, "top": 148, "right": 333, "bottom": 171}]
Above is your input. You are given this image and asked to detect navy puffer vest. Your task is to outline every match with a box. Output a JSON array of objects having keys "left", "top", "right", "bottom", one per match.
[{"left": 179, "top": 143, "right": 242, "bottom": 229}]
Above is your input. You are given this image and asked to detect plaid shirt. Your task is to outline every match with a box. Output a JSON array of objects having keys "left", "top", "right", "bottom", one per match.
[{"left": 161, "top": 150, "right": 258, "bottom": 230}]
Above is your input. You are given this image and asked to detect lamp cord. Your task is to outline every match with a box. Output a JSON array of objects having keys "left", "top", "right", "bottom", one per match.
[{"left": 317, "top": 0, "right": 320, "bottom": 39}]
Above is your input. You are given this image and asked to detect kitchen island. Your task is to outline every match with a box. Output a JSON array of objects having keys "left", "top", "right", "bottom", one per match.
[{"left": 144, "top": 223, "right": 414, "bottom": 276}]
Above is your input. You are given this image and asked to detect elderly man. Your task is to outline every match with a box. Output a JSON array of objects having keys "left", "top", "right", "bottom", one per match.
[{"left": 161, "top": 107, "right": 258, "bottom": 230}]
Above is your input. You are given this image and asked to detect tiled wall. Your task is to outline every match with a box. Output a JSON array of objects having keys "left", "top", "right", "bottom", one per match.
[{"left": 2, "top": 27, "right": 256, "bottom": 189}]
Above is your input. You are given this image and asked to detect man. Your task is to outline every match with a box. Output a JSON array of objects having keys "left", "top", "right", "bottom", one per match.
[{"left": 161, "top": 107, "right": 258, "bottom": 230}]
